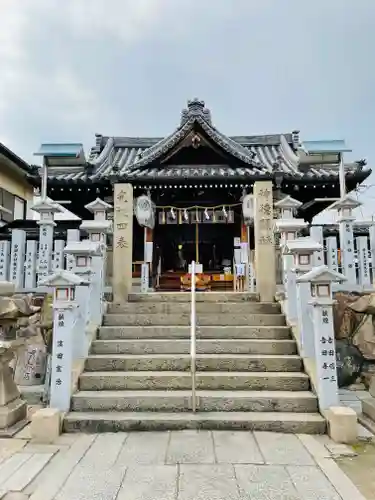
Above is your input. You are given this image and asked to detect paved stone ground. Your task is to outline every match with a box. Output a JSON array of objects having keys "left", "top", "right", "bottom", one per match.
[{"left": 0, "top": 430, "right": 367, "bottom": 499}]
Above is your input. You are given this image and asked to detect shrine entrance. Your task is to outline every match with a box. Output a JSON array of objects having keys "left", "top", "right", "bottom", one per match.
[{"left": 155, "top": 222, "right": 237, "bottom": 273}]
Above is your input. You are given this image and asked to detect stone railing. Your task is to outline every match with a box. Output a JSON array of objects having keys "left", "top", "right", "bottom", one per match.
[
  {"left": 278, "top": 233, "right": 358, "bottom": 442},
  {"left": 40, "top": 237, "right": 107, "bottom": 413}
]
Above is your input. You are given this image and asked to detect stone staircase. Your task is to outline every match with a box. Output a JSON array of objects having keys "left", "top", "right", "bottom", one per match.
[{"left": 63, "top": 293, "right": 326, "bottom": 434}]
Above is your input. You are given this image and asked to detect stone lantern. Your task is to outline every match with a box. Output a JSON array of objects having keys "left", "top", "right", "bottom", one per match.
[
  {"left": 330, "top": 195, "right": 362, "bottom": 285},
  {"left": 283, "top": 237, "right": 322, "bottom": 322},
  {"left": 297, "top": 265, "right": 346, "bottom": 410},
  {"left": 41, "top": 269, "right": 87, "bottom": 412}
]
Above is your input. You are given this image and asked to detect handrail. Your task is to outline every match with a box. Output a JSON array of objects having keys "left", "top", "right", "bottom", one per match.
[{"left": 190, "top": 260, "right": 197, "bottom": 412}]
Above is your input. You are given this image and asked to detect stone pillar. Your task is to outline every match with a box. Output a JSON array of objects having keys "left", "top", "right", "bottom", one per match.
[
  {"left": 31, "top": 200, "right": 62, "bottom": 285},
  {"left": 254, "top": 181, "right": 275, "bottom": 301},
  {"left": 0, "top": 240, "right": 10, "bottom": 281},
  {"left": 331, "top": 195, "right": 361, "bottom": 286},
  {"left": 66, "top": 229, "right": 80, "bottom": 271},
  {"left": 10, "top": 229, "right": 26, "bottom": 290},
  {"left": 113, "top": 183, "right": 133, "bottom": 302},
  {"left": 41, "top": 270, "right": 84, "bottom": 412},
  {"left": 356, "top": 235, "right": 371, "bottom": 288},
  {"left": 53, "top": 239, "right": 65, "bottom": 271},
  {"left": 309, "top": 225, "right": 324, "bottom": 267},
  {"left": 326, "top": 236, "right": 338, "bottom": 273},
  {"left": 24, "top": 239, "right": 38, "bottom": 289},
  {"left": 297, "top": 266, "right": 346, "bottom": 411}
]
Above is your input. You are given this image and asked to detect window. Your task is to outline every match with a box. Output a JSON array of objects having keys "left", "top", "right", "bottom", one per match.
[
  {"left": 0, "top": 189, "right": 26, "bottom": 223},
  {"left": 14, "top": 197, "right": 25, "bottom": 220}
]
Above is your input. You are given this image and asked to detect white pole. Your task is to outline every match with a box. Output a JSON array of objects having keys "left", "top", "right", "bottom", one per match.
[
  {"left": 339, "top": 153, "right": 346, "bottom": 199},
  {"left": 41, "top": 157, "right": 48, "bottom": 201}
]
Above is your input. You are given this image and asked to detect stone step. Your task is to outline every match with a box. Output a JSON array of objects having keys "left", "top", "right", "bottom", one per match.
[
  {"left": 103, "top": 313, "right": 286, "bottom": 327},
  {"left": 63, "top": 411, "right": 326, "bottom": 434},
  {"left": 128, "top": 292, "right": 259, "bottom": 303},
  {"left": 79, "top": 371, "right": 310, "bottom": 391},
  {"left": 71, "top": 390, "right": 318, "bottom": 413},
  {"left": 98, "top": 325, "right": 292, "bottom": 340},
  {"left": 84, "top": 354, "right": 302, "bottom": 372},
  {"left": 109, "top": 302, "right": 281, "bottom": 315},
  {"left": 91, "top": 339, "right": 297, "bottom": 355}
]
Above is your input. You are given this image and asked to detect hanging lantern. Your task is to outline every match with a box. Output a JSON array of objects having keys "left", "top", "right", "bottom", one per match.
[{"left": 160, "top": 209, "right": 166, "bottom": 224}]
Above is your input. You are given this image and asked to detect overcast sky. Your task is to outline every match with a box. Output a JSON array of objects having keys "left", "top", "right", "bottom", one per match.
[{"left": 1, "top": 0, "right": 375, "bottom": 219}]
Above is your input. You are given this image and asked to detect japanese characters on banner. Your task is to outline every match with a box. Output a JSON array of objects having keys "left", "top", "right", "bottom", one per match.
[
  {"left": 338, "top": 221, "right": 356, "bottom": 285},
  {"left": 310, "top": 226, "right": 324, "bottom": 267},
  {"left": 0, "top": 240, "right": 10, "bottom": 281},
  {"left": 50, "top": 307, "right": 74, "bottom": 412},
  {"left": 10, "top": 229, "right": 26, "bottom": 289},
  {"left": 37, "top": 224, "right": 54, "bottom": 285},
  {"left": 325, "top": 236, "right": 338, "bottom": 273},
  {"left": 24, "top": 240, "right": 37, "bottom": 289},
  {"left": 312, "top": 303, "right": 339, "bottom": 410},
  {"left": 356, "top": 235, "right": 371, "bottom": 287},
  {"left": 53, "top": 239, "right": 65, "bottom": 271}
]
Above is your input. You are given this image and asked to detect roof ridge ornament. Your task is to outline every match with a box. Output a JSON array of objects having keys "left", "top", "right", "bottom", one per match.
[{"left": 180, "top": 98, "right": 212, "bottom": 126}]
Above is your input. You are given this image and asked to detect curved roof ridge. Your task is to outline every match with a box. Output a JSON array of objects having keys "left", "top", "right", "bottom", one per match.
[{"left": 279, "top": 134, "right": 300, "bottom": 171}]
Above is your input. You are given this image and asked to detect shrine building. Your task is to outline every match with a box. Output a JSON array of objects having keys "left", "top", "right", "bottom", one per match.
[{"left": 27, "top": 99, "right": 371, "bottom": 291}]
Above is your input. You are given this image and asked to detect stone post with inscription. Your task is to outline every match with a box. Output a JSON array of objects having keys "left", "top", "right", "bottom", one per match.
[
  {"left": 113, "top": 184, "right": 133, "bottom": 302},
  {"left": 41, "top": 270, "right": 85, "bottom": 412},
  {"left": 254, "top": 181, "right": 276, "bottom": 301},
  {"left": 309, "top": 226, "right": 324, "bottom": 267},
  {"left": 331, "top": 195, "right": 361, "bottom": 286},
  {"left": 356, "top": 235, "right": 371, "bottom": 288},
  {"left": 24, "top": 239, "right": 38, "bottom": 289},
  {"left": 0, "top": 239, "right": 10, "bottom": 281},
  {"left": 297, "top": 266, "right": 346, "bottom": 411},
  {"left": 325, "top": 236, "right": 339, "bottom": 273},
  {"left": 10, "top": 229, "right": 26, "bottom": 290},
  {"left": 32, "top": 200, "right": 62, "bottom": 285}
]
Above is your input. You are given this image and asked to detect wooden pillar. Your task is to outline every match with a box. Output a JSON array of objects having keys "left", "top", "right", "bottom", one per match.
[
  {"left": 113, "top": 184, "right": 133, "bottom": 302},
  {"left": 254, "top": 181, "right": 276, "bottom": 301}
]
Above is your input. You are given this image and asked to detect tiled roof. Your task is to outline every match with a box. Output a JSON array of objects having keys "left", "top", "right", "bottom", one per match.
[{"left": 43, "top": 99, "right": 370, "bottom": 184}]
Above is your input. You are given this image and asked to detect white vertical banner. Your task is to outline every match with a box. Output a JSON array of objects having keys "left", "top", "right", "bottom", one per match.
[
  {"left": 325, "top": 236, "right": 338, "bottom": 273},
  {"left": 53, "top": 239, "right": 65, "bottom": 270},
  {"left": 338, "top": 221, "right": 356, "bottom": 284},
  {"left": 0, "top": 240, "right": 10, "bottom": 281},
  {"left": 357, "top": 235, "right": 371, "bottom": 288},
  {"left": 310, "top": 226, "right": 324, "bottom": 266},
  {"left": 37, "top": 224, "right": 54, "bottom": 285},
  {"left": 66, "top": 229, "right": 80, "bottom": 271},
  {"left": 24, "top": 240, "right": 38, "bottom": 289},
  {"left": 10, "top": 229, "right": 26, "bottom": 290}
]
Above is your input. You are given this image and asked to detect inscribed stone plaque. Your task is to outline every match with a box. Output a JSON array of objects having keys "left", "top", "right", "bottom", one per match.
[
  {"left": 113, "top": 183, "right": 133, "bottom": 302},
  {"left": 254, "top": 181, "right": 276, "bottom": 301}
]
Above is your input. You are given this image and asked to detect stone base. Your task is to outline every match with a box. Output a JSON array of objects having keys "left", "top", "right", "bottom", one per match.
[
  {"left": 0, "top": 397, "right": 27, "bottom": 436},
  {"left": 324, "top": 406, "right": 358, "bottom": 444},
  {"left": 30, "top": 408, "right": 62, "bottom": 443}
]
